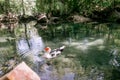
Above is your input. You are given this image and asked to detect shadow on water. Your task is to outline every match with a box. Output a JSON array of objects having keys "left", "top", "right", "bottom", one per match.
[{"left": 0, "top": 21, "right": 120, "bottom": 80}]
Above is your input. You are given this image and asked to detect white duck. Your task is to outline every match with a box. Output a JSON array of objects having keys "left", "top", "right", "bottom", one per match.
[{"left": 42, "top": 46, "right": 65, "bottom": 59}]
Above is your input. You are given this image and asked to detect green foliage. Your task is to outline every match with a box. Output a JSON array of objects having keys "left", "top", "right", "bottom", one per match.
[
  {"left": 0, "top": 1, "right": 5, "bottom": 14},
  {"left": 35, "top": 0, "right": 116, "bottom": 16},
  {"left": 0, "top": 0, "right": 19, "bottom": 14},
  {"left": 0, "top": 0, "right": 120, "bottom": 18}
]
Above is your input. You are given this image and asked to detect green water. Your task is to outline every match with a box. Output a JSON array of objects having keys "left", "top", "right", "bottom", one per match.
[{"left": 0, "top": 22, "right": 120, "bottom": 80}]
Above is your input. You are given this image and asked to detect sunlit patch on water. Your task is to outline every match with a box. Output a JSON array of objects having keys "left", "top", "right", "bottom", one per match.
[
  {"left": 63, "top": 38, "right": 104, "bottom": 51},
  {"left": 97, "top": 45, "right": 105, "bottom": 50}
]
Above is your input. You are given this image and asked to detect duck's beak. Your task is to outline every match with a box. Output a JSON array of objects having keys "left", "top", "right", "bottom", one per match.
[{"left": 60, "top": 46, "right": 66, "bottom": 50}]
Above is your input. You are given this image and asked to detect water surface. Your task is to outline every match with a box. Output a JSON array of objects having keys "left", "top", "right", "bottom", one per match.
[{"left": 0, "top": 21, "right": 120, "bottom": 80}]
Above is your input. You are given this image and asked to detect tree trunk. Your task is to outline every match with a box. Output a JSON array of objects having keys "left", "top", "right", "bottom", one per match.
[
  {"left": 21, "top": 0, "right": 25, "bottom": 15},
  {"left": 5, "top": 0, "right": 10, "bottom": 14}
]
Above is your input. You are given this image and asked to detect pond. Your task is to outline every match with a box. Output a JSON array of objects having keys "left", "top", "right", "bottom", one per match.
[{"left": 0, "top": 21, "right": 120, "bottom": 80}]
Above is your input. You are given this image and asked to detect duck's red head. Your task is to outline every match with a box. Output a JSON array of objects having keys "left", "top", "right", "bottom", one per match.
[{"left": 44, "top": 47, "right": 51, "bottom": 53}]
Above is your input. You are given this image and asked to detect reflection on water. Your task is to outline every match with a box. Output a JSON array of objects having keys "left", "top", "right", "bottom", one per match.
[
  {"left": 0, "top": 21, "right": 120, "bottom": 80},
  {"left": 17, "top": 36, "right": 44, "bottom": 56},
  {"left": 16, "top": 22, "right": 45, "bottom": 65},
  {"left": 17, "top": 38, "right": 30, "bottom": 54}
]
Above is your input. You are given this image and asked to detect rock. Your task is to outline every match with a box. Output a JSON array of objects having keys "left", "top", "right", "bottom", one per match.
[
  {"left": 67, "top": 15, "right": 91, "bottom": 23},
  {"left": 49, "top": 17, "right": 61, "bottom": 24},
  {"left": 36, "top": 13, "right": 48, "bottom": 24},
  {"left": 0, "top": 62, "right": 40, "bottom": 80}
]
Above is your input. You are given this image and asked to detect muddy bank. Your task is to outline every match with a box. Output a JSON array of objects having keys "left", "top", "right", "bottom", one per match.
[{"left": 0, "top": 6, "right": 120, "bottom": 25}]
